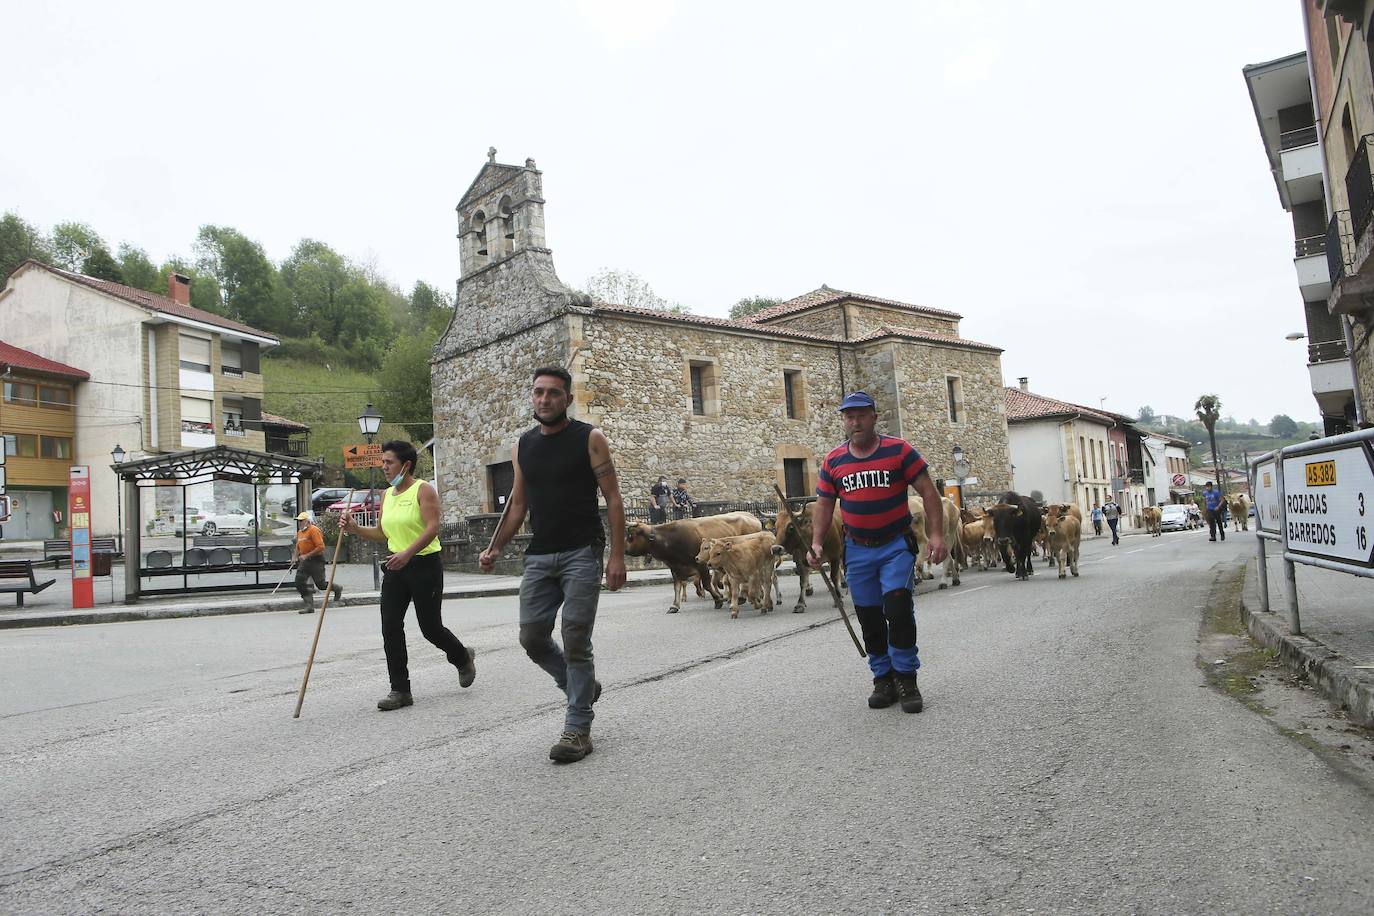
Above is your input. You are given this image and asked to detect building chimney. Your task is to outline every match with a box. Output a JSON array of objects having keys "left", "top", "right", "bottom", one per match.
[
  {"left": 168, "top": 273, "right": 191, "bottom": 305},
  {"left": 1018, "top": 377, "right": 1029, "bottom": 392}
]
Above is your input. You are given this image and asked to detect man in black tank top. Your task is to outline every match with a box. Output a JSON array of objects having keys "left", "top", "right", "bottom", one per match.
[{"left": 480, "top": 366, "right": 626, "bottom": 763}]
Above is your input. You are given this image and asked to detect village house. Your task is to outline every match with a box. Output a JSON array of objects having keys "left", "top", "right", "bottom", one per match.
[{"left": 431, "top": 153, "right": 1015, "bottom": 535}]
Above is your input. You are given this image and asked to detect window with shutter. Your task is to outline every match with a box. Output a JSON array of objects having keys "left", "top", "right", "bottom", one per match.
[{"left": 180, "top": 335, "right": 211, "bottom": 372}]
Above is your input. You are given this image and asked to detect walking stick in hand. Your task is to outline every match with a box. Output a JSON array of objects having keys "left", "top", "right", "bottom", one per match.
[
  {"left": 293, "top": 489, "right": 354, "bottom": 719},
  {"left": 270, "top": 557, "right": 298, "bottom": 597},
  {"left": 772, "top": 483, "right": 864, "bottom": 659}
]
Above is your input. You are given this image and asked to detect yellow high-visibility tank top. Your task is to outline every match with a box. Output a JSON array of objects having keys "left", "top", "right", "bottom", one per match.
[{"left": 381, "top": 479, "right": 441, "bottom": 556}]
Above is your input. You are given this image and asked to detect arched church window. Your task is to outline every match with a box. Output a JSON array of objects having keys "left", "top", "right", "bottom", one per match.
[{"left": 473, "top": 210, "right": 488, "bottom": 257}]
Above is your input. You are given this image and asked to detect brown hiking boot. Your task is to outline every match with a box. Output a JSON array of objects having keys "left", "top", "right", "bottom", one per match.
[
  {"left": 868, "top": 673, "right": 898, "bottom": 709},
  {"left": 376, "top": 690, "right": 413, "bottom": 711},
  {"left": 549, "top": 731, "right": 593, "bottom": 763},
  {"left": 894, "top": 671, "right": 923, "bottom": 714}
]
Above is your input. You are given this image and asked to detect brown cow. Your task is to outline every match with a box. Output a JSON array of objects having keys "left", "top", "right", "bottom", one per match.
[
  {"left": 625, "top": 511, "right": 761, "bottom": 613},
  {"left": 775, "top": 497, "right": 845, "bottom": 613},
  {"left": 959, "top": 506, "right": 996, "bottom": 571},
  {"left": 907, "top": 495, "right": 959, "bottom": 586},
  {"left": 1142, "top": 505, "right": 1162, "bottom": 537},
  {"left": 1229, "top": 495, "right": 1251, "bottom": 531},
  {"left": 1042, "top": 503, "right": 1082, "bottom": 578},
  {"left": 1039, "top": 504, "right": 1083, "bottom": 563},
  {"left": 700, "top": 531, "right": 786, "bottom": 618}
]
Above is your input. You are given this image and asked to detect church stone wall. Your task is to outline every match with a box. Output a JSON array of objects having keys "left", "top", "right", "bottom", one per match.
[
  {"left": 763, "top": 305, "right": 847, "bottom": 338},
  {"left": 844, "top": 302, "right": 960, "bottom": 338},
  {"left": 888, "top": 341, "right": 1013, "bottom": 496},
  {"left": 579, "top": 315, "right": 849, "bottom": 506},
  {"left": 432, "top": 316, "right": 572, "bottom": 523}
]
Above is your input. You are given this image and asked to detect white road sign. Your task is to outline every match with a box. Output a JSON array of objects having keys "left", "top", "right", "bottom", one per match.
[
  {"left": 1253, "top": 457, "right": 1281, "bottom": 535},
  {"left": 1281, "top": 440, "right": 1374, "bottom": 569}
]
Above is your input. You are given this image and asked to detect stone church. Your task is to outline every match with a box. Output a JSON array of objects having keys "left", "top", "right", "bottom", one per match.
[{"left": 431, "top": 153, "right": 1013, "bottom": 528}]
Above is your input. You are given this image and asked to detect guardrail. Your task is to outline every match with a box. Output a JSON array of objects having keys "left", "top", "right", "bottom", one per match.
[{"left": 1249, "top": 428, "right": 1374, "bottom": 636}]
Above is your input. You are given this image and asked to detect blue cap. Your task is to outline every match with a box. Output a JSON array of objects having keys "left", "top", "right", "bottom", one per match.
[{"left": 836, "top": 391, "right": 876, "bottom": 412}]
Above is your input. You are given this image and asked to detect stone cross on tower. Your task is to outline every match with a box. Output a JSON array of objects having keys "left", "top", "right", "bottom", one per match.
[{"left": 487, "top": 146, "right": 497, "bottom": 163}]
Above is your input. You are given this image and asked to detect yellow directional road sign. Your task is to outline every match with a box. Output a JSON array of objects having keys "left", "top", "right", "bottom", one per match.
[{"left": 343, "top": 443, "right": 384, "bottom": 469}]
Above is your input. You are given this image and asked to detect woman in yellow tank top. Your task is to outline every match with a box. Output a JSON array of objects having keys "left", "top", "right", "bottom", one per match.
[{"left": 340, "top": 440, "right": 476, "bottom": 711}]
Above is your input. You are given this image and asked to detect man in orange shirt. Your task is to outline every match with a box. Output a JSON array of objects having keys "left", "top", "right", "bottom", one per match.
[{"left": 293, "top": 512, "right": 341, "bottom": 613}]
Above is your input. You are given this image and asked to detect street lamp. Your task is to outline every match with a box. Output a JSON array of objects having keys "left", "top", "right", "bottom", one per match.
[
  {"left": 952, "top": 444, "right": 971, "bottom": 508},
  {"left": 111, "top": 444, "right": 125, "bottom": 556},
  {"left": 357, "top": 403, "right": 383, "bottom": 588},
  {"left": 1285, "top": 331, "right": 1307, "bottom": 341}
]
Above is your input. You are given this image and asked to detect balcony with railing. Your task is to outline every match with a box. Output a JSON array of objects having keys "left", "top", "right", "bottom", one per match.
[
  {"left": 1326, "top": 210, "right": 1356, "bottom": 282},
  {"left": 1128, "top": 467, "right": 1146, "bottom": 485},
  {"left": 1308, "top": 337, "right": 1349, "bottom": 364},
  {"left": 1279, "top": 125, "right": 1318, "bottom": 151},
  {"left": 1348, "top": 135, "right": 1374, "bottom": 241}
]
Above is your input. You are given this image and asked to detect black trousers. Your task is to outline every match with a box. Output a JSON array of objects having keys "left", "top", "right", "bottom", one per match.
[
  {"left": 1107, "top": 518, "right": 1119, "bottom": 544},
  {"left": 1207, "top": 509, "right": 1227, "bottom": 540},
  {"left": 295, "top": 555, "right": 327, "bottom": 598},
  {"left": 379, "top": 553, "right": 469, "bottom": 693}
]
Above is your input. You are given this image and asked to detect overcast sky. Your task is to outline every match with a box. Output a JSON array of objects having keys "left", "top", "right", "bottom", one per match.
[{"left": 2, "top": 1, "right": 1317, "bottom": 424}]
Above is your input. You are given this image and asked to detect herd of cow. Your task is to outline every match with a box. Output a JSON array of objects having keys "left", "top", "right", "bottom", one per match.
[{"left": 623, "top": 490, "right": 1088, "bottom": 618}]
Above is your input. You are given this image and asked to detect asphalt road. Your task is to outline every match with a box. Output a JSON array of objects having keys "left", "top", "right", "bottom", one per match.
[{"left": 2, "top": 528, "right": 1372, "bottom": 914}]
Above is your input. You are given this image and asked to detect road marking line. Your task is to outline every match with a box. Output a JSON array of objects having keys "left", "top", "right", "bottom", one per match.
[
  {"left": 947, "top": 585, "right": 990, "bottom": 597},
  {"left": 1097, "top": 555, "right": 1118, "bottom": 561},
  {"left": 1127, "top": 548, "right": 1146, "bottom": 554}
]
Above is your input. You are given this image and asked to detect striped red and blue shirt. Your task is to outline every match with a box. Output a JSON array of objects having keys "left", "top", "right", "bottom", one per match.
[{"left": 817, "top": 435, "right": 928, "bottom": 543}]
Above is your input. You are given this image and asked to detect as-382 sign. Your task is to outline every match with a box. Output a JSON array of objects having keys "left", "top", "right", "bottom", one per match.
[{"left": 1281, "top": 439, "right": 1374, "bottom": 568}]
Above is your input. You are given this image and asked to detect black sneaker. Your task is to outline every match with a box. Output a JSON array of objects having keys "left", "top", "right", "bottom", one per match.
[
  {"left": 549, "top": 731, "right": 593, "bottom": 763},
  {"left": 377, "top": 690, "right": 413, "bottom": 711},
  {"left": 458, "top": 649, "right": 477, "bottom": 688},
  {"left": 894, "top": 671, "right": 923, "bottom": 714},
  {"left": 868, "top": 673, "right": 898, "bottom": 709}
]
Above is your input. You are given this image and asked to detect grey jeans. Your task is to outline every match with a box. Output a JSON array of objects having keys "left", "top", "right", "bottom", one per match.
[{"left": 519, "top": 545, "right": 602, "bottom": 733}]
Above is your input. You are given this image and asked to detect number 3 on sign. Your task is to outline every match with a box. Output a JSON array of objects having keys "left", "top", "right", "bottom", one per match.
[{"left": 1360, "top": 492, "right": 1366, "bottom": 516}]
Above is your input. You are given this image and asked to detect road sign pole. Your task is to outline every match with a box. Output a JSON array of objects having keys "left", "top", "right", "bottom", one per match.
[{"left": 1274, "top": 452, "right": 1302, "bottom": 635}]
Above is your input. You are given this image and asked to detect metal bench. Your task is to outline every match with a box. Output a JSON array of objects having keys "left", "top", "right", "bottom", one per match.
[
  {"left": 0, "top": 560, "right": 57, "bottom": 606},
  {"left": 42, "top": 540, "right": 70, "bottom": 568}
]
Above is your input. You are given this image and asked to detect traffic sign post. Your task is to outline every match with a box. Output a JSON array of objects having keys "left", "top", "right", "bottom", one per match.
[
  {"left": 70, "top": 466, "right": 94, "bottom": 610},
  {"left": 1250, "top": 429, "right": 1374, "bottom": 636},
  {"left": 343, "top": 443, "right": 383, "bottom": 469}
]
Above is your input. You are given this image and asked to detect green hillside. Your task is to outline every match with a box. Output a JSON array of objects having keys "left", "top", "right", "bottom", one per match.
[{"left": 262, "top": 355, "right": 431, "bottom": 487}]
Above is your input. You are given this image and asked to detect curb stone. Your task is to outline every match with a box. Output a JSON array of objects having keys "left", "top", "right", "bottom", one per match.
[
  {"left": 0, "top": 571, "right": 679, "bottom": 630},
  {"left": 1239, "top": 566, "right": 1374, "bottom": 730}
]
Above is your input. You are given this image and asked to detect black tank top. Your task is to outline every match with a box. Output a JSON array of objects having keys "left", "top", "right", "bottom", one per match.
[{"left": 518, "top": 419, "right": 604, "bottom": 555}]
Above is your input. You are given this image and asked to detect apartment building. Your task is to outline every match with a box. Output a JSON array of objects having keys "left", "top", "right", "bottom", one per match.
[
  {"left": 1288, "top": 1, "right": 1374, "bottom": 429},
  {"left": 0, "top": 341, "right": 90, "bottom": 539},
  {"left": 0, "top": 261, "right": 280, "bottom": 536},
  {"left": 1244, "top": 49, "right": 1361, "bottom": 435}
]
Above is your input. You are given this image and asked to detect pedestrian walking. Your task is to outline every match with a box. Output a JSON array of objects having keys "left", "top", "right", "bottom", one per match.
[
  {"left": 1203, "top": 481, "right": 1227, "bottom": 542},
  {"left": 292, "top": 512, "right": 341, "bottom": 613},
  {"left": 671, "top": 477, "right": 697, "bottom": 520},
  {"left": 340, "top": 440, "right": 476, "bottom": 711},
  {"left": 1102, "top": 497, "right": 1122, "bottom": 545},
  {"left": 1089, "top": 502, "right": 1104, "bottom": 538},
  {"left": 649, "top": 475, "right": 671, "bottom": 523},
  {"left": 808, "top": 391, "right": 947, "bottom": 715},
  {"left": 479, "top": 366, "right": 627, "bottom": 763}
]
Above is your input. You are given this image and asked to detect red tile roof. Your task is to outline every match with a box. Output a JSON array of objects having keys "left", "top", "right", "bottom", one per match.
[
  {"left": 745, "top": 285, "right": 962, "bottom": 324},
  {"left": 1005, "top": 387, "right": 1117, "bottom": 424},
  {"left": 261, "top": 411, "right": 309, "bottom": 431},
  {"left": 20, "top": 261, "right": 278, "bottom": 342},
  {"left": 588, "top": 302, "right": 998, "bottom": 351},
  {"left": 0, "top": 340, "right": 90, "bottom": 380}
]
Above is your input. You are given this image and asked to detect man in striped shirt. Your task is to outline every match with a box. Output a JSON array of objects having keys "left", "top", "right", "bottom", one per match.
[{"left": 809, "top": 391, "right": 947, "bottom": 713}]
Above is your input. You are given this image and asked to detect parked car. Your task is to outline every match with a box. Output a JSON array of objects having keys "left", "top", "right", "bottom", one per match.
[
  {"left": 309, "top": 488, "right": 352, "bottom": 514},
  {"left": 174, "top": 507, "right": 258, "bottom": 537},
  {"left": 1159, "top": 504, "right": 1193, "bottom": 533},
  {"left": 325, "top": 491, "right": 383, "bottom": 516}
]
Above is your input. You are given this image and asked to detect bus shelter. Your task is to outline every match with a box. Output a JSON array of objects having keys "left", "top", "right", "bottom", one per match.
[{"left": 113, "top": 445, "right": 323, "bottom": 602}]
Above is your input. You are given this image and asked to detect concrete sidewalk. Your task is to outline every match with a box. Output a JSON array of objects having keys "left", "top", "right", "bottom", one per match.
[
  {"left": 0, "top": 562, "right": 681, "bottom": 630},
  {"left": 1241, "top": 552, "right": 1374, "bottom": 728}
]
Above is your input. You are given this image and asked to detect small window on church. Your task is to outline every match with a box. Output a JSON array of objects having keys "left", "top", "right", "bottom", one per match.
[
  {"left": 687, "top": 359, "right": 719, "bottom": 417},
  {"left": 783, "top": 369, "right": 807, "bottom": 419},
  {"left": 500, "top": 196, "right": 516, "bottom": 240},
  {"left": 946, "top": 375, "right": 964, "bottom": 424}
]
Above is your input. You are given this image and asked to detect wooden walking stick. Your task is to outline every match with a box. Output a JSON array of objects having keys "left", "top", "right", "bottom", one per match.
[
  {"left": 772, "top": 484, "right": 865, "bottom": 658},
  {"left": 270, "top": 557, "right": 298, "bottom": 597},
  {"left": 293, "top": 490, "right": 354, "bottom": 718}
]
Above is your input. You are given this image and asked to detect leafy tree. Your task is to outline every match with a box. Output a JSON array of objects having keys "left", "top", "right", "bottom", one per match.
[
  {"left": 194, "top": 225, "right": 291, "bottom": 332},
  {"left": 583, "top": 268, "right": 690, "bottom": 313},
  {"left": 117, "top": 243, "right": 161, "bottom": 292},
  {"left": 81, "top": 246, "right": 124, "bottom": 282},
  {"left": 1269, "top": 414, "right": 1299, "bottom": 438},
  {"left": 729, "top": 296, "right": 782, "bottom": 320},
  {"left": 1137, "top": 405, "right": 1156, "bottom": 425},
  {"left": 409, "top": 280, "right": 453, "bottom": 334},
  {"left": 0, "top": 212, "right": 51, "bottom": 278},
  {"left": 1195, "top": 394, "right": 1224, "bottom": 490},
  {"left": 376, "top": 325, "right": 441, "bottom": 441},
  {"left": 49, "top": 222, "right": 106, "bottom": 271},
  {"left": 282, "top": 239, "right": 351, "bottom": 339}
]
